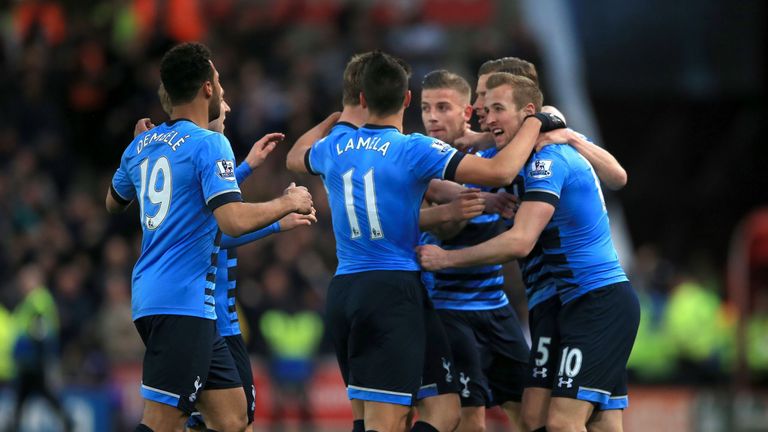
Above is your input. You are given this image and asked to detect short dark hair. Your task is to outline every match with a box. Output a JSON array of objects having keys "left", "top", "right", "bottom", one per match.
[
  {"left": 422, "top": 70, "right": 472, "bottom": 104},
  {"left": 160, "top": 42, "right": 214, "bottom": 106},
  {"left": 485, "top": 73, "right": 542, "bottom": 111},
  {"left": 343, "top": 52, "right": 411, "bottom": 107},
  {"left": 361, "top": 51, "right": 409, "bottom": 117},
  {"left": 478, "top": 57, "right": 539, "bottom": 86}
]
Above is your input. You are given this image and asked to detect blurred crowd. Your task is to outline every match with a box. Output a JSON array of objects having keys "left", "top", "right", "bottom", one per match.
[{"left": 0, "top": 0, "right": 764, "bottom": 425}]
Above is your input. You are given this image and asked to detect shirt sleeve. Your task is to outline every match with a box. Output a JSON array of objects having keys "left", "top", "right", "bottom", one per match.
[
  {"left": 522, "top": 147, "right": 569, "bottom": 207},
  {"left": 408, "top": 135, "right": 465, "bottom": 182},
  {"left": 306, "top": 136, "right": 330, "bottom": 176},
  {"left": 110, "top": 149, "right": 136, "bottom": 204},
  {"left": 220, "top": 221, "right": 280, "bottom": 249},
  {"left": 234, "top": 162, "right": 252, "bottom": 185},
  {"left": 195, "top": 133, "right": 242, "bottom": 211}
]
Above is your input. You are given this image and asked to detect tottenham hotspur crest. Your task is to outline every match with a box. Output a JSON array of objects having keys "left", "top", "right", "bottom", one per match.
[
  {"left": 441, "top": 357, "right": 453, "bottom": 383},
  {"left": 529, "top": 159, "right": 552, "bottom": 179},
  {"left": 189, "top": 376, "right": 203, "bottom": 402}
]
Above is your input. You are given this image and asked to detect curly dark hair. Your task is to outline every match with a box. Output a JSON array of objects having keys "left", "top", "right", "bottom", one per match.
[{"left": 160, "top": 42, "right": 214, "bottom": 105}]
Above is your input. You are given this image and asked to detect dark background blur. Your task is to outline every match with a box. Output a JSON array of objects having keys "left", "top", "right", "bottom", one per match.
[{"left": 0, "top": 0, "right": 765, "bottom": 431}]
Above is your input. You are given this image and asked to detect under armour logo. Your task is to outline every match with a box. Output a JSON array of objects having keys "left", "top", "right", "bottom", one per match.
[
  {"left": 532, "top": 367, "right": 548, "bottom": 378},
  {"left": 558, "top": 377, "right": 573, "bottom": 388},
  {"left": 459, "top": 372, "right": 471, "bottom": 398},
  {"left": 442, "top": 357, "right": 453, "bottom": 383},
  {"left": 251, "top": 385, "right": 256, "bottom": 411},
  {"left": 189, "top": 376, "right": 203, "bottom": 402}
]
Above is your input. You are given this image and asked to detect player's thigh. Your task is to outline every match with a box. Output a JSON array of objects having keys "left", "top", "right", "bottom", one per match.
[
  {"left": 587, "top": 409, "right": 623, "bottom": 432},
  {"left": 521, "top": 387, "right": 552, "bottom": 431},
  {"left": 526, "top": 297, "right": 561, "bottom": 391},
  {"left": 500, "top": 401, "right": 525, "bottom": 432},
  {"left": 547, "top": 397, "right": 594, "bottom": 432},
  {"left": 552, "top": 283, "right": 639, "bottom": 410},
  {"left": 134, "top": 315, "right": 217, "bottom": 415},
  {"left": 363, "top": 400, "right": 411, "bottom": 432},
  {"left": 197, "top": 334, "right": 247, "bottom": 431},
  {"left": 196, "top": 387, "right": 247, "bottom": 432},
  {"left": 437, "top": 310, "right": 489, "bottom": 408},
  {"left": 224, "top": 335, "right": 256, "bottom": 425},
  {"left": 417, "top": 393, "right": 460, "bottom": 432},
  {"left": 457, "top": 406, "right": 485, "bottom": 432},
  {"left": 326, "top": 274, "right": 354, "bottom": 385},
  {"left": 347, "top": 271, "right": 426, "bottom": 406},
  {"left": 140, "top": 399, "right": 187, "bottom": 432}
]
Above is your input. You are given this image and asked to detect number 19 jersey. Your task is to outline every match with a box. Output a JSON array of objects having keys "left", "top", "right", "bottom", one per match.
[
  {"left": 110, "top": 119, "right": 242, "bottom": 320},
  {"left": 306, "top": 123, "right": 464, "bottom": 275}
]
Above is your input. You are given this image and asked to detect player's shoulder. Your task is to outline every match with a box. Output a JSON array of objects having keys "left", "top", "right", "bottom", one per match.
[{"left": 408, "top": 133, "right": 453, "bottom": 153}]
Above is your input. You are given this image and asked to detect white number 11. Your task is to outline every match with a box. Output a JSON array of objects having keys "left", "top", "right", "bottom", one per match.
[{"left": 341, "top": 168, "right": 383, "bottom": 240}]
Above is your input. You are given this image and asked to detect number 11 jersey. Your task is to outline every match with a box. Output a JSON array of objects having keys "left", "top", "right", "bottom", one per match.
[
  {"left": 110, "top": 119, "right": 242, "bottom": 321},
  {"left": 306, "top": 122, "right": 464, "bottom": 275}
]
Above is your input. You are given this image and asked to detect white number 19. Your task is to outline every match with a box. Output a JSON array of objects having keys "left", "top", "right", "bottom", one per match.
[{"left": 139, "top": 157, "right": 172, "bottom": 230}]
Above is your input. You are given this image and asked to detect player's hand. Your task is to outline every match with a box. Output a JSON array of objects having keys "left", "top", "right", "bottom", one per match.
[
  {"left": 525, "top": 112, "right": 566, "bottom": 132},
  {"left": 453, "top": 129, "right": 495, "bottom": 153},
  {"left": 321, "top": 112, "right": 343, "bottom": 137},
  {"left": 278, "top": 207, "right": 317, "bottom": 231},
  {"left": 482, "top": 191, "right": 519, "bottom": 219},
  {"left": 448, "top": 188, "right": 485, "bottom": 222},
  {"left": 134, "top": 118, "right": 155, "bottom": 138},
  {"left": 283, "top": 182, "right": 313, "bottom": 215},
  {"left": 416, "top": 245, "right": 451, "bottom": 271},
  {"left": 245, "top": 133, "right": 285, "bottom": 169},
  {"left": 535, "top": 128, "right": 576, "bottom": 152}
]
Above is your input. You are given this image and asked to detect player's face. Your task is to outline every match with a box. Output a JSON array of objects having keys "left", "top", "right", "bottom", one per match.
[
  {"left": 484, "top": 85, "right": 528, "bottom": 149},
  {"left": 208, "top": 100, "right": 231, "bottom": 133},
  {"left": 208, "top": 61, "right": 224, "bottom": 122},
  {"left": 421, "top": 88, "right": 470, "bottom": 145},
  {"left": 472, "top": 74, "right": 491, "bottom": 130}
]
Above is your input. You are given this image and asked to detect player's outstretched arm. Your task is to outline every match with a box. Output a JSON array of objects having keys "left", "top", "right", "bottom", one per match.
[
  {"left": 244, "top": 133, "right": 284, "bottom": 170},
  {"left": 286, "top": 112, "right": 341, "bottom": 173},
  {"left": 419, "top": 188, "right": 484, "bottom": 231},
  {"left": 424, "top": 179, "right": 465, "bottom": 204},
  {"left": 213, "top": 183, "right": 313, "bottom": 237},
  {"left": 417, "top": 200, "right": 554, "bottom": 270},
  {"left": 220, "top": 209, "right": 317, "bottom": 249},
  {"left": 453, "top": 129, "right": 495, "bottom": 154},
  {"left": 537, "top": 128, "right": 627, "bottom": 190},
  {"left": 453, "top": 116, "right": 544, "bottom": 186}
]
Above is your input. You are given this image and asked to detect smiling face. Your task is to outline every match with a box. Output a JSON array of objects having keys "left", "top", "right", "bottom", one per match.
[
  {"left": 483, "top": 84, "right": 533, "bottom": 148},
  {"left": 208, "top": 99, "right": 231, "bottom": 133},
  {"left": 421, "top": 88, "right": 471, "bottom": 145},
  {"left": 472, "top": 73, "right": 492, "bottom": 130}
]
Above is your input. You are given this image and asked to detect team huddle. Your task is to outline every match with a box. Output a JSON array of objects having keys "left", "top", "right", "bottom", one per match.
[{"left": 107, "top": 42, "right": 639, "bottom": 432}]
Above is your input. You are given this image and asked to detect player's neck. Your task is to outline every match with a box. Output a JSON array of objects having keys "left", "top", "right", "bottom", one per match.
[
  {"left": 338, "top": 105, "right": 366, "bottom": 127},
  {"left": 170, "top": 100, "right": 210, "bottom": 129},
  {"left": 365, "top": 111, "right": 404, "bottom": 132}
]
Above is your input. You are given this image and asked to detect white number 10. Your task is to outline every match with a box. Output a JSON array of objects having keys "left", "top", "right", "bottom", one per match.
[{"left": 341, "top": 168, "right": 383, "bottom": 240}]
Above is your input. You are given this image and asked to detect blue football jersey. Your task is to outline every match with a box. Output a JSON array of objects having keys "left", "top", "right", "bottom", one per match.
[
  {"left": 421, "top": 149, "right": 509, "bottom": 311},
  {"left": 522, "top": 145, "right": 628, "bottom": 304},
  {"left": 306, "top": 123, "right": 464, "bottom": 275},
  {"left": 110, "top": 119, "right": 242, "bottom": 320}
]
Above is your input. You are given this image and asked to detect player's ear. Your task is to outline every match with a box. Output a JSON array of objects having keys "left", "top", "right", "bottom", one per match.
[
  {"left": 403, "top": 90, "right": 412, "bottom": 108},
  {"left": 359, "top": 92, "right": 368, "bottom": 109},
  {"left": 463, "top": 104, "right": 473, "bottom": 122},
  {"left": 203, "top": 80, "right": 213, "bottom": 99},
  {"left": 524, "top": 103, "right": 536, "bottom": 116}
]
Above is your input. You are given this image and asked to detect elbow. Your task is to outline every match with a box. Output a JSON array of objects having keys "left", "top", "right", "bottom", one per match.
[
  {"left": 489, "top": 171, "right": 515, "bottom": 187},
  {"left": 219, "top": 220, "right": 245, "bottom": 238},
  {"left": 606, "top": 169, "right": 628, "bottom": 191}
]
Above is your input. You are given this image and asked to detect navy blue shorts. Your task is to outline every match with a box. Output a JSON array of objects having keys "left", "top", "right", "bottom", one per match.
[
  {"left": 134, "top": 315, "right": 241, "bottom": 414},
  {"left": 526, "top": 296, "right": 561, "bottom": 389},
  {"left": 417, "top": 297, "right": 459, "bottom": 401},
  {"left": 437, "top": 304, "right": 530, "bottom": 407},
  {"left": 550, "top": 282, "right": 640, "bottom": 410},
  {"left": 187, "top": 334, "right": 255, "bottom": 428},
  {"left": 327, "top": 270, "right": 426, "bottom": 406}
]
